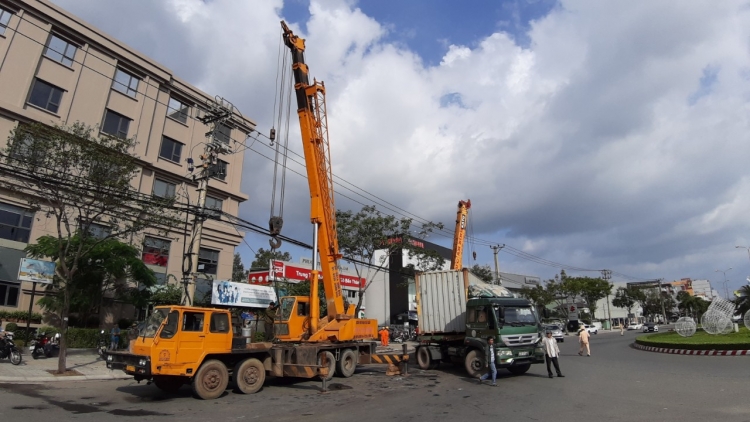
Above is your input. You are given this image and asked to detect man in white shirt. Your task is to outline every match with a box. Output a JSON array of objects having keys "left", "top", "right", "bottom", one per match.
[
  {"left": 542, "top": 331, "right": 564, "bottom": 378},
  {"left": 478, "top": 336, "right": 498, "bottom": 386}
]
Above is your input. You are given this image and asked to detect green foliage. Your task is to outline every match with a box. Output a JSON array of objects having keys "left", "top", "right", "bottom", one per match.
[
  {"left": 612, "top": 287, "right": 643, "bottom": 316},
  {"left": 149, "top": 283, "right": 183, "bottom": 305},
  {"left": 572, "top": 276, "right": 612, "bottom": 320},
  {"left": 232, "top": 253, "right": 246, "bottom": 282},
  {"left": 469, "top": 264, "right": 495, "bottom": 283},
  {"left": 336, "top": 205, "right": 445, "bottom": 313},
  {"left": 5, "top": 322, "right": 18, "bottom": 332},
  {"left": 0, "top": 310, "right": 43, "bottom": 322},
  {"left": 735, "top": 285, "right": 750, "bottom": 316},
  {"left": 519, "top": 284, "right": 555, "bottom": 316},
  {"left": 250, "top": 248, "right": 292, "bottom": 269},
  {"left": 677, "top": 292, "right": 709, "bottom": 319},
  {"left": 37, "top": 325, "right": 60, "bottom": 336},
  {"left": 253, "top": 331, "right": 266, "bottom": 342},
  {"left": 636, "top": 327, "right": 750, "bottom": 350}
]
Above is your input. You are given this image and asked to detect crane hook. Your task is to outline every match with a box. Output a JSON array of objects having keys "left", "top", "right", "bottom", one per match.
[{"left": 269, "top": 216, "right": 283, "bottom": 250}]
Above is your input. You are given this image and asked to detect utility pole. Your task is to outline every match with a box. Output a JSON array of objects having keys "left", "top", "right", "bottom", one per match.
[
  {"left": 490, "top": 244, "right": 504, "bottom": 285},
  {"left": 181, "top": 98, "right": 233, "bottom": 306},
  {"left": 601, "top": 269, "right": 612, "bottom": 330}
]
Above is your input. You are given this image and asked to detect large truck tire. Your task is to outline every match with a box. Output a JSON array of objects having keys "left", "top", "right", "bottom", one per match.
[
  {"left": 507, "top": 364, "right": 531, "bottom": 375},
  {"left": 153, "top": 376, "right": 184, "bottom": 393},
  {"left": 192, "top": 359, "right": 229, "bottom": 400},
  {"left": 234, "top": 358, "right": 265, "bottom": 394},
  {"left": 318, "top": 351, "right": 336, "bottom": 381},
  {"left": 336, "top": 349, "right": 357, "bottom": 378},
  {"left": 416, "top": 346, "right": 432, "bottom": 370},
  {"left": 464, "top": 349, "right": 484, "bottom": 378}
]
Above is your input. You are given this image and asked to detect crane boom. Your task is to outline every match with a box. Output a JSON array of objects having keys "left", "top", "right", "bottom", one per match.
[
  {"left": 450, "top": 199, "right": 471, "bottom": 270},
  {"left": 278, "top": 21, "right": 376, "bottom": 343}
]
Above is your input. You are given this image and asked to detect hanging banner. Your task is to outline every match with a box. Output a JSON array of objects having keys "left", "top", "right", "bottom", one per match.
[
  {"left": 247, "top": 260, "right": 366, "bottom": 289},
  {"left": 17, "top": 258, "right": 55, "bottom": 284},
  {"left": 211, "top": 280, "right": 277, "bottom": 308}
]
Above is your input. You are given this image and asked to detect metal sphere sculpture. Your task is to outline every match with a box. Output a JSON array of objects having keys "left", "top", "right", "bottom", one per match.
[
  {"left": 744, "top": 310, "right": 750, "bottom": 330},
  {"left": 700, "top": 310, "right": 732, "bottom": 335},
  {"left": 675, "top": 316, "right": 696, "bottom": 337}
]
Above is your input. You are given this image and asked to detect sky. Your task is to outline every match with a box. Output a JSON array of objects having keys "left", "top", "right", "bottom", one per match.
[{"left": 50, "top": 0, "right": 750, "bottom": 297}]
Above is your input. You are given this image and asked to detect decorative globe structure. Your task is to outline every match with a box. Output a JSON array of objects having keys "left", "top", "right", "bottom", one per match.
[
  {"left": 700, "top": 310, "right": 732, "bottom": 335},
  {"left": 744, "top": 310, "right": 750, "bottom": 330},
  {"left": 675, "top": 316, "right": 696, "bottom": 337}
]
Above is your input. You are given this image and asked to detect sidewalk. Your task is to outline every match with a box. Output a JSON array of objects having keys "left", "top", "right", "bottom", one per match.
[{"left": 0, "top": 349, "right": 130, "bottom": 383}]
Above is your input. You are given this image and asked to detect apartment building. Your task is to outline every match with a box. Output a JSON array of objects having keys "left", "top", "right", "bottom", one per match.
[{"left": 0, "top": 0, "right": 254, "bottom": 326}]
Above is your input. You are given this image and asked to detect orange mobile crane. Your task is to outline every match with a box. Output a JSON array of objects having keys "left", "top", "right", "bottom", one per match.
[
  {"left": 104, "top": 22, "right": 382, "bottom": 401},
  {"left": 450, "top": 200, "right": 471, "bottom": 270}
]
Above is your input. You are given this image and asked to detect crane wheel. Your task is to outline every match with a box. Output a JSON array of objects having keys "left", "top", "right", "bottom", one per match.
[
  {"left": 234, "top": 358, "right": 266, "bottom": 394},
  {"left": 318, "top": 351, "right": 335, "bottom": 381},
  {"left": 336, "top": 349, "right": 357, "bottom": 378},
  {"left": 192, "top": 359, "right": 229, "bottom": 400}
]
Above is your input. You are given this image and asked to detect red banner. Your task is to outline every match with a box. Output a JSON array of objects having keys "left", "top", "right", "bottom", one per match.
[{"left": 248, "top": 260, "right": 365, "bottom": 289}]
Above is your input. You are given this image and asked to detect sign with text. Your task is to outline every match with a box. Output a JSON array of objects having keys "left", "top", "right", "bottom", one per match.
[
  {"left": 17, "top": 258, "right": 55, "bottom": 284},
  {"left": 211, "top": 280, "right": 277, "bottom": 308},
  {"left": 248, "top": 260, "right": 365, "bottom": 289}
]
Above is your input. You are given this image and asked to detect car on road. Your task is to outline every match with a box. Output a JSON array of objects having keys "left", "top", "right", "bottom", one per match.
[
  {"left": 627, "top": 323, "right": 643, "bottom": 331},
  {"left": 545, "top": 325, "right": 564, "bottom": 342},
  {"left": 642, "top": 323, "right": 659, "bottom": 333},
  {"left": 583, "top": 324, "right": 598, "bottom": 335}
]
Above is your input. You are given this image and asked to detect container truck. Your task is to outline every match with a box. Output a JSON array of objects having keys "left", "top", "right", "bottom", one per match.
[{"left": 414, "top": 269, "right": 545, "bottom": 377}]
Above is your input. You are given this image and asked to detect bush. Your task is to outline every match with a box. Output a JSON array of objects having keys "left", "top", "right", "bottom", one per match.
[{"left": 5, "top": 322, "right": 18, "bottom": 332}]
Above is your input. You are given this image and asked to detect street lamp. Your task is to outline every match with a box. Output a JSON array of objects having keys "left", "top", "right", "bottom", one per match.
[
  {"left": 714, "top": 267, "right": 732, "bottom": 299},
  {"left": 736, "top": 245, "right": 750, "bottom": 263}
]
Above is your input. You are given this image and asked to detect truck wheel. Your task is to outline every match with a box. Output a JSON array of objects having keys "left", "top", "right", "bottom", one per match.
[
  {"left": 416, "top": 347, "right": 432, "bottom": 370},
  {"left": 192, "top": 359, "right": 228, "bottom": 400},
  {"left": 464, "top": 349, "right": 484, "bottom": 378},
  {"left": 507, "top": 364, "right": 531, "bottom": 375},
  {"left": 336, "top": 349, "right": 357, "bottom": 378},
  {"left": 234, "top": 358, "right": 265, "bottom": 394},
  {"left": 318, "top": 351, "right": 335, "bottom": 381},
  {"left": 153, "top": 376, "right": 183, "bottom": 393}
]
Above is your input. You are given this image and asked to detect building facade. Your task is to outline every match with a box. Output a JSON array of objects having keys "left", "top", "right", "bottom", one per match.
[{"left": 0, "top": 0, "right": 253, "bottom": 328}]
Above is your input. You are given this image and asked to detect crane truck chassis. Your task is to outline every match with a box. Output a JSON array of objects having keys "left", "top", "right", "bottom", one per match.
[{"left": 106, "top": 305, "right": 386, "bottom": 399}]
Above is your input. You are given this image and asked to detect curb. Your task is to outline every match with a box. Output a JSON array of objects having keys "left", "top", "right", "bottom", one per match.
[
  {"left": 632, "top": 342, "right": 750, "bottom": 356},
  {"left": 0, "top": 372, "right": 131, "bottom": 384}
]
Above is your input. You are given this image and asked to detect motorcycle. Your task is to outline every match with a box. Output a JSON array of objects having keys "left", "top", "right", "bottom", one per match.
[
  {"left": 0, "top": 333, "right": 22, "bottom": 365},
  {"left": 29, "top": 332, "right": 50, "bottom": 359},
  {"left": 97, "top": 330, "right": 108, "bottom": 358}
]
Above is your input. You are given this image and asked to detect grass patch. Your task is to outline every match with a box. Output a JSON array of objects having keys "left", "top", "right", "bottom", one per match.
[{"left": 636, "top": 326, "right": 750, "bottom": 350}]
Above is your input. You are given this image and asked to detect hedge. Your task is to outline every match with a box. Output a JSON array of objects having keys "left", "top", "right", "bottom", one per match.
[
  {"left": 635, "top": 328, "right": 750, "bottom": 351},
  {"left": 0, "top": 310, "right": 43, "bottom": 322},
  {"left": 65, "top": 328, "right": 136, "bottom": 349}
]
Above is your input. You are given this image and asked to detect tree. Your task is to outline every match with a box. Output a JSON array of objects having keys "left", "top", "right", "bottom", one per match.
[
  {"left": 612, "top": 287, "right": 643, "bottom": 322},
  {"left": 734, "top": 285, "right": 750, "bottom": 316},
  {"left": 470, "top": 264, "right": 494, "bottom": 283},
  {"left": 519, "top": 284, "right": 555, "bottom": 320},
  {"left": 232, "top": 253, "right": 246, "bottom": 282},
  {"left": 149, "top": 283, "right": 183, "bottom": 306},
  {"left": 336, "top": 205, "right": 445, "bottom": 314},
  {"left": 545, "top": 272, "right": 584, "bottom": 332},
  {"left": 574, "top": 277, "right": 613, "bottom": 320},
  {"left": 1, "top": 122, "right": 179, "bottom": 374},
  {"left": 250, "top": 248, "right": 292, "bottom": 270}
]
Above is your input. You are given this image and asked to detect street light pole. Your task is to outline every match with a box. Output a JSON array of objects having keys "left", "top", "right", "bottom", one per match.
[{"left": 714, "top": 267, "right": 732, "bottom": 299}]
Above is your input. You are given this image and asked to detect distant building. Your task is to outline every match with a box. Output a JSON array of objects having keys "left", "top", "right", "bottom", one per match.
[{"left": 691, "top": 279, "right": 716, "bottom": 300}]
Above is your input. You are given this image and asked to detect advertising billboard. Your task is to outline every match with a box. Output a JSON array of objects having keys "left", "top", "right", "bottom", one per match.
[
  {"left": 17, "top": 258, "right": 56, "bottom": 284},
  {"left": 211, "top": 280, "right": 277, "bottom": 308},
  {"left": 247, "top": 260, "right": 366, "bottom": 289}
]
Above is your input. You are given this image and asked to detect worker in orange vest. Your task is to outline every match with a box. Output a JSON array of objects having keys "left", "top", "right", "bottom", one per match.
[{"left": 379, "top": 327, "right": 389, "bottom": 347}]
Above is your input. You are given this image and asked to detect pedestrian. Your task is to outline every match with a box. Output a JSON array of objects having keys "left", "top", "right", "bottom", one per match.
[
  {"left": 478, "top": 336, "right": 497, "bottom": 386},
  {"left": 379, "top": 327, "right": 390, "bottom": 347},
  {"left": 578, "top": 325, "right": 591, "bottom": 356},
  {"left": 109, "top": 325, "right": 121, "bottom": 350},
  {"left": 620, "top": 322, "right": 624, "bottom": 336},
  {"left": 264, "top": 301, "right": 279, "bottom": 341},
  {"left": 542, "top": 330, "right": 564, "bottom": 378}
]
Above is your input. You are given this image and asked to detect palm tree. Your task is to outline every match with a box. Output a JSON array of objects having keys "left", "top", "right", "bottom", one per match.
[{"left": 734, "top": 285, "right": 750, "bottom": 317}]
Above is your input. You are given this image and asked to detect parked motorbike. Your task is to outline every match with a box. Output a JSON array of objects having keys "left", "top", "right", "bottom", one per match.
[
  {"left": 97, "top": 330, "right": 108, "bottom": 358},
  {"left": 29, "top": 332, "right": 50, "bottom": 359},
  {"left": 0, "top": 333, "right": 22, "bottom": 365}
]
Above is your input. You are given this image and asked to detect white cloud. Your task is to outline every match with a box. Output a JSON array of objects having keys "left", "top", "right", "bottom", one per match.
[{"left": 50, "top": 0, "right": 750, "bottom": 294}]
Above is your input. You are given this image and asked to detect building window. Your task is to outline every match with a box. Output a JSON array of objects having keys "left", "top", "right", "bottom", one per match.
[
  {"left": 182, "top": 311, "right": 205, "bottom": 332},
  {"left": 112, "top": 68, "right": 139, "bottom": 98},
  {"left": 205, "top": 196, "right": 223, "bottom": 211},
  {"left": 167, "top": 97, "right": 189, "bottom": 124},
  {"left": 142, "top": 236, "right": 170, "bottom": 267},
  {"left": 0, "top": 202, "right": 33, "bottom": 243},
  {"left": 0, "top": 8, "right": 12, "bottom": 36},
  {"left": 44, "top": 34, "right": 77, "bottom": 67},
  {"left": 159, "top": 136, "right": 183, "bottom": 163},
  {"left": 0, "top": 282, "right": 20, "bottom": 307},
  {"left": 102, "top": 109, "right": 131, "bottom": 138},
  {"left": 210, "top": 160, "right": 228, "bottom": 181},
  {"left": 214, "top": 123, "right": 231, "bottom": 144},
  {"left": 345, "top": 290, "right": 358, "bottom": 299},
  {"left": 28, "top": 79, "right": 63, "bottom": 113},
  {"left": 85, "top": 222, "right": 110, "bottom": 240},
  {"left": 198, "top": 248, "right": 219, "bottom": 275},
  {"left": 152, "top": 178, "right": 176, "bottom": 199}
]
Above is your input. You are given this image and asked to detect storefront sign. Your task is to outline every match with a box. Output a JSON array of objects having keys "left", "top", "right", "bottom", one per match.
[{"left": 247, "top": 260, "right": 365, "bottom": 289}]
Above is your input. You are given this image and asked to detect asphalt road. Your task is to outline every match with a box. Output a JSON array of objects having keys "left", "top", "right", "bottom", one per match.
[{"left": 1, "top": 330, "right": 749, "bottom": 422}]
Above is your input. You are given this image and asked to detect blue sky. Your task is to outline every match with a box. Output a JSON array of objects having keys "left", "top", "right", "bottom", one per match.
[{"left": 282, "top": 0, "right": 558, "bottom": 64}]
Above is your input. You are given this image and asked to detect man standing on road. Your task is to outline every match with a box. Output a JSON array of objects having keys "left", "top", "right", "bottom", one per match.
[
  {"left": 542, "top": 331, "right": 564, "bottom": 378},
  {"left": 578, "top": 325, "right": 591, "bottom": 356},
  {"left": 620, "top": 322, "right": 624, "bottom": 336},
  {"left": 478, "top": 336, "right": 498, "bottom": 386},
  {"left": 109, "top": 325, "right": 121, "bottom": 350}
]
